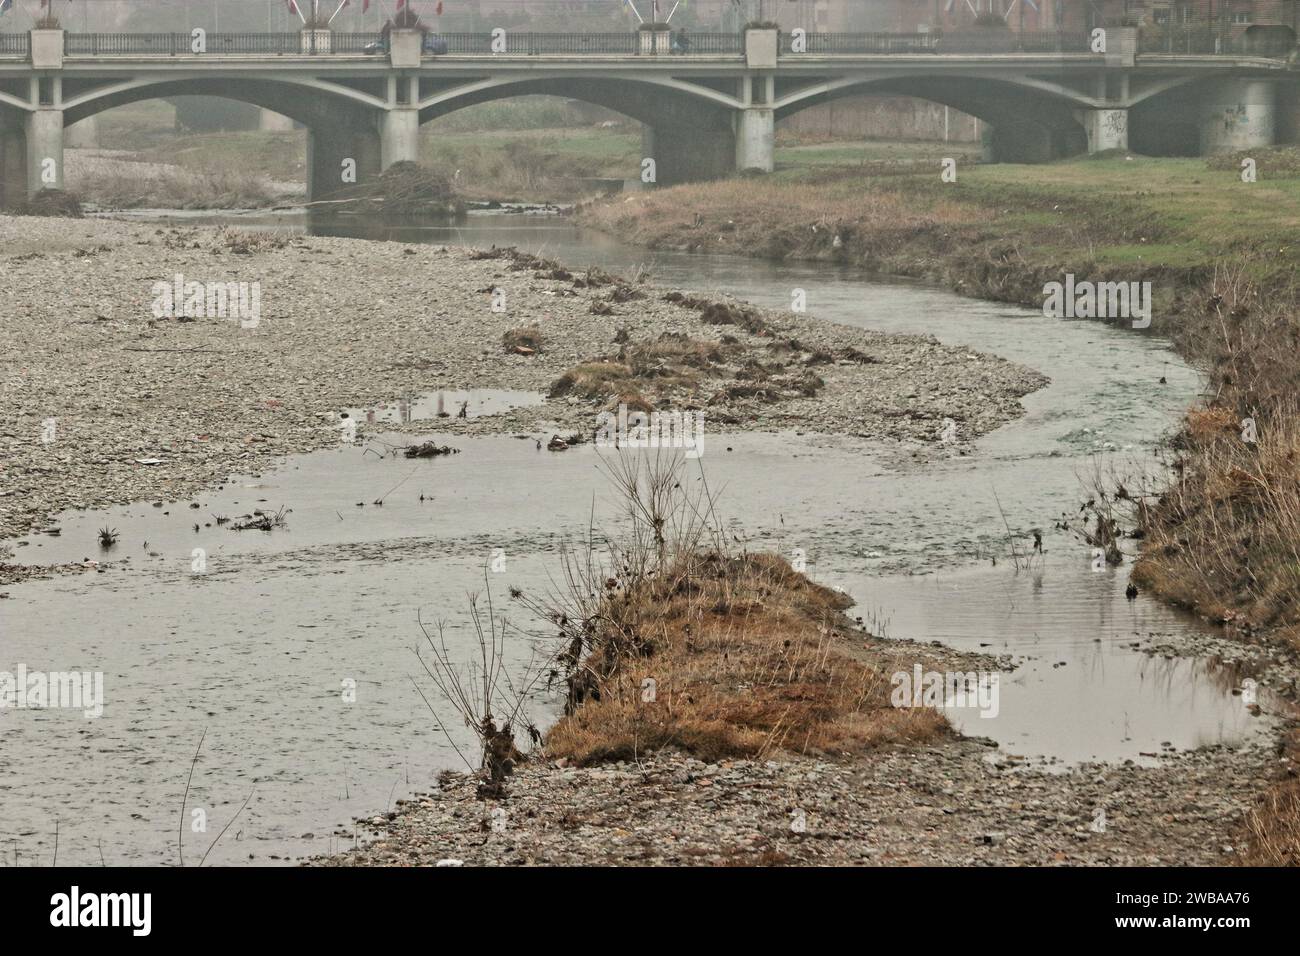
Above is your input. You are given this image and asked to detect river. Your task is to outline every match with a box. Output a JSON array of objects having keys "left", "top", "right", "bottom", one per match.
[{"left": 0, "top": 208, "right": 1264, "bottom": 866}]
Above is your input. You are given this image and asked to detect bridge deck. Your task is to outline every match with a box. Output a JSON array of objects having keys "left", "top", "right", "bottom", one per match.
[{"left": 0, "top": 29, "right": 1292, "bottom": 60}]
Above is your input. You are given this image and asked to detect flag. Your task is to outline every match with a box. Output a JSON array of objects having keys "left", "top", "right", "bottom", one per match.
[
  {"left": 436, "top": 1, "right": 444, "bottom": 14},
  {"left": 363, "top": 0, "right": 370, "bottom": 10},
  {"left": 0, "top": 0, "right": 12, "bottom": 15},
  {"left": 396, "top": 0, "right": 406, "bottom": 9},
  {"left": 288, "top": 0, "right": 299, "bottom": 15}
]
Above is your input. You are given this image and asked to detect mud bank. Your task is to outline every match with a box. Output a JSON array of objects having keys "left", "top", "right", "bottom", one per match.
[{"left": 0, "top": 213, "right": 1044, "bottom": 576}]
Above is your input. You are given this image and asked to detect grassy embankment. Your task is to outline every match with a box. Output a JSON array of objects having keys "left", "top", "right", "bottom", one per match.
[{"left": 584, "top": 146, "right": 1300, "bottom": 864}]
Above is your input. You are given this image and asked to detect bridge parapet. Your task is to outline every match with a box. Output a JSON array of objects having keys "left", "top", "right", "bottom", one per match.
[{"left": 0, "top": 26, "right": 1289, "bottom": 61}]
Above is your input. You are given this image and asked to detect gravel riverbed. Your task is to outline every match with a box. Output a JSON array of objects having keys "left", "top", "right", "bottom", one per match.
[
  {"left": 0, "top": 212, "right": 1044, "bottom": 576},
  {"left": 314, "top": 731, "right": 1282, "bottom": 867}
]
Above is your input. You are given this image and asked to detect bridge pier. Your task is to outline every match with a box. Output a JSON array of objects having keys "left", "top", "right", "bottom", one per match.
[
  {"left": 380, "top": 109, "right": 420, "bottom": 170},
  {"left": 0, "top": 122, "right": 26, "bottom": 208},
  {"left": 25, "top": 109, "right": 63, "bottom": 196},
  {"left": 1199, "top": 79, "right": 1276, "bottom": 155},
  {"left": 735, "top": 108, "right": 775, "bottom": 173},
  {"left": 1077, "top": 108, "right": 1129, "bottom": 153},
  {"left": 307, "top": 122, "right": 381, "bottom": 202},
  {"left": 641, "top": 123, "right": 734, "bottom": 186}
]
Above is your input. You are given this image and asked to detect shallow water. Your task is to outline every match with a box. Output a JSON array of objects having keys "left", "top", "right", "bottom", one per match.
[{"left": 1, "top": 210, "right": 1265, "bottom": 867}]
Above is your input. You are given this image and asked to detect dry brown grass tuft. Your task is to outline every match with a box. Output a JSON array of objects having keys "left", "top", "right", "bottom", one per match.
[
  {"left": 530, "top": 454, "right": 948, "bottom": 767},
  {"left": 544, "top": 549, "right": 947, "bottom": 765},
  {"left": 549, "top": 332, "right": 739, "bottom": 410},
  {"left": 548, "top": 319, "right": 837, "bottom": 415},
  {"left": 549, "top": 360, "right": 636, "bottom": 400},
  {"left": 503, "top": 325, "right": 544, "bottom": 355}
]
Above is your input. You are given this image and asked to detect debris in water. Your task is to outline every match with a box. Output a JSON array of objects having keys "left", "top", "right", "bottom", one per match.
[
  {"left": 546, "top": 433, "right": 586, "bottom": 452},
  {"left": 403, "top": 442, "right": 460, "bottom": 459},
  {"left": 231, "top": 507, "right": 291, "bottom": 531}
]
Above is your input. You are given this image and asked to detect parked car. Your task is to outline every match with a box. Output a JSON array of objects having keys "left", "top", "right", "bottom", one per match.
[{"left": 363, "top": 33, "right": 448, "bottom": 55}]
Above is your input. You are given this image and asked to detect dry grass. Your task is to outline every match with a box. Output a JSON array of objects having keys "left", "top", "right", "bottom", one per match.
[
  {"left": 582, "top": 177, "right": 972, "bottom": 263},
  {"left": 502, "top": 325, "right": 544, "bottom": 355},
  {"left": 68, "top": 162, "right": 281, "bottom": 210},
  {"left": 543, "top": 549, "right": 947, "bottom": 765},
  {"left": 549, "top": 360, "right": 641, "bottom": 403},
  {"left": 1128, "top": 265, "right": 1300, "bottom": 866},
  {"left": 547, "top": 323, "right": 832, "bottom": 415},
  {"left": 525, "top": 453, "right": 948, "bottom": 767},
  {"left": 1133, "top": 266, "right": 1300, "bottom": 640},
  {"left": 1243, "top": 733, "right": 1300, "bottom": 866}
]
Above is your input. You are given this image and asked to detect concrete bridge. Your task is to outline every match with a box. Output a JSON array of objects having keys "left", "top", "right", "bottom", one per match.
[{"left": 0, "top": 25, "right": 1294, "bottom": 204}]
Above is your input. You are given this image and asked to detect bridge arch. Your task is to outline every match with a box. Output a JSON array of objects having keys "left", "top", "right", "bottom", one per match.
[
  {"left": 774, "top": 73, "right": 1099, "bottom": 162},
  {"left": 60, "top": 74, "right": 387, "bottom": 128},
  {"left": 40, "top": 74, "right": 390, "bottom": 204},
  {"left": 417, "top": 74, "right": 741, "bottom": 128},
  {"left": 417, "top": 74, "right": 744, "bottom": 184}
]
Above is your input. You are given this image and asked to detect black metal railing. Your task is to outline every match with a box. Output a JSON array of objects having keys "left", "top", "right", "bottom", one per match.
[
  {"left": 64, "top": 32, "right": 307, "bottom": 55},
  {"left": 332, "top": 32, "right": 380, "bottom": 54},
  {"left": 781, "top": 31, "right": 939, "bottom": 54},
  {"left": 0, "top": 32, "right": 30, "bottom": 56},
  {"left": 437, "top": 32, "right": 638, "bottom": 54},
  {"left": 1138, "top": 23, "right": 1296, "bottom": 57},
  {"left": 36, "top": 28, "right": 1292, "bottom": 58},
  {"left": 683, "top": 32, "right": 743, "bottom": 54},
  {"left": 780, "top": 30, "right": 1094, "bottom": 55},
  {"left": 66, "top": 32, "right": 178, "bottom": 55},
  {"left": 210, "top": 33, "right": 300, "bottom": 54}
]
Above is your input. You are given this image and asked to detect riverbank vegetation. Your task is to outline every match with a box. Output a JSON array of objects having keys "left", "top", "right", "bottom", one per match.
[
  {"left": 581, "top": 149, "right": 1300, "bottom": 327},
  {"left": 582, "top": 146, "right": 1300, "bottom": 864},
  {"left": 581, "top": 150, "right": 1300, "bottom": 619}
]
